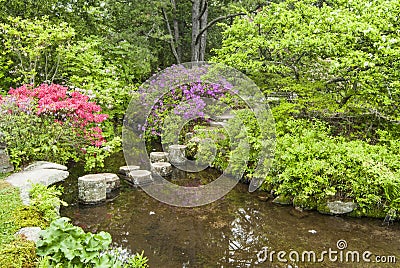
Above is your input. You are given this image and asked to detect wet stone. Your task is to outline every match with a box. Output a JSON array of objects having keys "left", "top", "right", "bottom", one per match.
[
  {"left": 151, "top": 162, "right": 172, "bottom": 177},
  {"left": 326, "top": 201, "right": 357, "bottom": 215},
  {"left": 168, "top": 145, "right": 187, "bottom": 165},
  {"left": 149, "top": 152, "right": 170, "bottom": 163},
  {"left": 128, "top": 170, "right": 153, "bottom": 186},
  {"left": 78, "top": 174, "right": 107, "bottom": 205},
  {"left": 119, "top": 166, "right": 140, "bottom": 176}
]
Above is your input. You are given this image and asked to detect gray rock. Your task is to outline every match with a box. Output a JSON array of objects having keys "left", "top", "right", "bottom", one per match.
[
  {"left": 327, "top": 201, "right": 357, "bottom": 214},
  {"left": 118, "top": 166, "right": 140, "bottom": 176},
  {"left": 128, "top": 170, "right": 153, "bottom": 186},
  {"left": 15, "top": 227, "right": 42, "bottom": 242},
  {"left": 78, "top": 174, "right": 107, "bottom": 205},
  {"left": 151, "top": 162, "right": 172, "bottom": 176},
  {"left": 6, "top": 168, "right": 69, "bottom": 205},
  {"left": 0, "top": 148, "right": 13, "bottom": 173},
  {"left": 24, "top": 161, "right": 67, "bottom": 171},
  {"left": 149, "top": 152, "right": 170, "bottom": 163},
  {"left": 168, "top": 145, "right": 187, "bottom": 165}
]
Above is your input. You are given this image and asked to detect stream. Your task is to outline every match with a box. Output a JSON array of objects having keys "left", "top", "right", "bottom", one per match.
[{"left": 60, "top": 153, "right": 400, "bottom": 267}]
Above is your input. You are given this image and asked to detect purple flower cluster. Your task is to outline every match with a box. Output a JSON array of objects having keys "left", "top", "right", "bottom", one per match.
[{"left": 139, "top": 65, "right": 234, "bottom": 137}]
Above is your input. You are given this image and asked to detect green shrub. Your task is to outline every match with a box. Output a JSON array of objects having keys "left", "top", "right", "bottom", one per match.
[
  {"left": 14, "top": 184, "right": 66, "bottom": 229},
  {"left": 0, "top": 181, "right": 22, "bottom": 246},
  {"left": 36, "top": 217, "right": 148, "bottom": 268},
  {"left": 265, "top": 119, "right": 400, "bottom": 216}
]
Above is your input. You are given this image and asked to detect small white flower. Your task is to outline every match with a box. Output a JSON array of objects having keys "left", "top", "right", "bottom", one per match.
[
  {"left": 308, "top": 229, "right": 317, "bottom": 234},
  {"left": 149, "top": 211, "right": 155, "bottom": 215}
]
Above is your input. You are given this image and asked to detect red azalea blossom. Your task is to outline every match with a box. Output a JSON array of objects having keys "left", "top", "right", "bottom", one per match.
[{"left": 2, "top": 83, "right": 109, "bottom": 146}]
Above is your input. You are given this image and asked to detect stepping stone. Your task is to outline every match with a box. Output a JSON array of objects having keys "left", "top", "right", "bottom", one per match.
[
  {"left": 103, "top": 173, "right": 120, "bottom": 193},
  {"left": 119, "top": 165, "right": 140, "bottom": 176},
  {"left": 168, "top": 145, "right": 187, "bottom": 165},
  {"left": 78, "top": 174, "right": 107, "bottom": 205},
  {"left": 128, "top": 170, "right": 153, "bottom": 186},
  {"left": 24, "top": 161, "right": 67, "bottom": 171},
  {"left": 6, "top": 167, "right": 69, "bottom": 205},
  {"left": 151, "top": 162, "right": 172, "bottom": 176},
  {"left": 149, "top": 152, "right": 170, "bottom": 163}
]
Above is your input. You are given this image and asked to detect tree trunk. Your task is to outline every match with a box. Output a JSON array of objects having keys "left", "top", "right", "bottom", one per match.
[
  {"left": 199, "top": 0, "right": 208, "bottom": 61},
  {"left": 191, "top": 0, "right": 201, "bottom": 62}
]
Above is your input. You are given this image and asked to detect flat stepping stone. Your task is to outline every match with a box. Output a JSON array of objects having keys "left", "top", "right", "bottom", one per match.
[
  {"left": 149, "top": 152, "right": 170, "bottom": 163},
  {"left": 119, "top": 165, "right": 140, "bottom": 176},
  {"left": 102, "top": 173, "right": 120, "bottom": 193},
  {"left": 168, "top": 145, "right": 187, "bottom": 165},
  {"left": 151, "top": 162, "right": 172, "bottom": 176},
  {"left": 78, "top": 174, "right": 107, "bottom": 205},
  {"left": 128, "top": 170, "right": 153, "bottom": 186},
  {"left": 24, "top": 161, "right": 67, "bottom": 171},
  {"left": 6, "top": 168, "right": 69, "bottom": 205}
]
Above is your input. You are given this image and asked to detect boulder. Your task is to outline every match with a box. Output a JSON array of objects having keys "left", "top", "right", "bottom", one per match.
[
  {"left": 326, "top": 201, "right": 357, "bottom": 215},
  {"left": 149, "top": 152, "right": 170, "bottom": 163},
  {"left": 6, "top": 168, "right": 69, "bottom": 205},
  {"left": 24, "top": 161, "right": 67, "bottom": 171},
  {"left": 151, "top": 162, "right": 172, "bottom": 177},
  {"left": 168, "top": 145, "right": 187, "bottom": 165},
  {"left": 127, "top": 170, "right": 153, "bottom": 186}
]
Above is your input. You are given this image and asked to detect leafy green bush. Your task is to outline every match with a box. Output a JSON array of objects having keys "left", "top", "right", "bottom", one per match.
[
  {"left": 265, "top": 119, "right": 400, "bottom": 216},
  {"left": 36, "top": 217, "right": 148, "bottom": 268}
]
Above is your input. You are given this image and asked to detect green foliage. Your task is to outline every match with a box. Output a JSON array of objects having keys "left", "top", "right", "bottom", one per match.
[
  {"left": 212, "top": 0, "right": 400, "bottom": 134},
  {"left": 0, "top": 16, "right": 75, "bottom": 87},
  {"left": 14, "top": 184, "right": 66, "bottom": 229},
  {"left": 0, "top": 238, "right": 37, "bottom": 268},
  {"left": 83, "top": 137, "right": 122, "bottom": 171},
  {"left": 265, "top": 118, "right": 400, "bottom": 215},
  {"left": 0, "top": 181, "right": 22, "bottom": 246},
  {"left": 36, "top": 217, "right": 148, "bottom": 268},
  {"left": 0, "top": 108, "right": 82, "bottom": 168}
]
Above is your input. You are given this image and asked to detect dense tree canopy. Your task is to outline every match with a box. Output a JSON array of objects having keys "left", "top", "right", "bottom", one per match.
[{"left": 213, "top": 0, "right": 400, "bottom": 126}]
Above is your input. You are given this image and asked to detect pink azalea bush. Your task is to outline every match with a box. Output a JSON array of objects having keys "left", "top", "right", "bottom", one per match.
[
  {"left": 0, "top": 83, "right": 112, "bottom": 168},
  {"left": 1, "top": 84, "right": 108, "bottom": 146}
]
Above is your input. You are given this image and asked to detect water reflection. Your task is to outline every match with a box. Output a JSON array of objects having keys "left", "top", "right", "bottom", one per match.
[{"left": 60, "top": 167, "right": 400, "bottom": 268}]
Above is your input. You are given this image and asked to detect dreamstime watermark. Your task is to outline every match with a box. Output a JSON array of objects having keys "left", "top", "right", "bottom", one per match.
[
  {"left": 256, "top": 239, "right": 397, "bottom": 265},
  {"left": 122, "top": 62, "right": 276, "bottom": 207}
]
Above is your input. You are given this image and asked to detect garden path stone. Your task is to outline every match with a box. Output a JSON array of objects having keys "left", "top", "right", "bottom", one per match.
[
  {"left": 15, "top": 227, "right": 42, "bottom": 242},
  {"left": 5, "top": 164, "right": 69, "bottom": 205},
  {"left": 24, "top": 161, "right": 67, "bottom": 171}
]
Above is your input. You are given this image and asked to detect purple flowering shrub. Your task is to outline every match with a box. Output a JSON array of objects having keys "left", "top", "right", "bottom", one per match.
[{"left": 139, "top": 64, "right": 239, "bottom": 141}]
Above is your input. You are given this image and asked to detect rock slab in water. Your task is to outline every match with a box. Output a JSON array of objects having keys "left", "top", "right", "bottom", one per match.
[
  {"left": 326, "top": 201, "right": 357, "bottom": 214},
  {"left": 15, "top": 227, "right": 42, "bottom": 242},
  {"left": 103, "top": 173, "right": 120, "bottom": 193},
  {"left": 168, "top": 145, "right": 187, "bottom": 165},
  {"left": 128, "top": 170, "right": 153, "bottom": 186},
  {"left": 272, "top": 195, "right": 292, "bottom": 205},
  {"left": 78, "top": 174, "right": 107, "bottom": 204},
  {"left": 151, "top": 162, "right": 172, "bottom": 177},
  {"left": 119, "top": 165, "right": 140, "bottom": 176},
  {"left": 149, "top": 152, "right": 170, "bottom": 163},
  {"left": 6, "top": 167, "right": 69, "bottom": 205}
]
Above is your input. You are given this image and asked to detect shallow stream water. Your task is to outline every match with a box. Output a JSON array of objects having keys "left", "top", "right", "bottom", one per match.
[{"left": 60, "top": 154, "right": 400, "bottom": 267}]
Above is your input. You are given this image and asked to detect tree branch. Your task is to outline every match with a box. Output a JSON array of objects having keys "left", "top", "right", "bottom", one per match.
[
  {"left": 162, "top": 7, "right": 181, "bottom": 63},
  {"left": 194, "top": 4, "right": 266, "bottom": 45}
]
